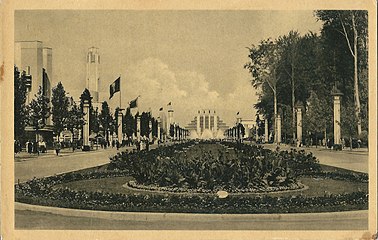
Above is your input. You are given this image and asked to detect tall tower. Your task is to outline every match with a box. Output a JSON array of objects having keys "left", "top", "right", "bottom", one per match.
[{"left": 86, "top": 47, "right": 100, "bottom": 103}]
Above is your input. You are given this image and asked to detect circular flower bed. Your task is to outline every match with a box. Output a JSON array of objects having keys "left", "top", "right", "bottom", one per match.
[
  {"left": 108, "top": 141, "right": 321, "bottom": 193},
  {"left": 15, "top": 141, "right": 368, "bottom": 213},
  {"left": 15, "top": 169, "right": 368, "bottom": 213}
]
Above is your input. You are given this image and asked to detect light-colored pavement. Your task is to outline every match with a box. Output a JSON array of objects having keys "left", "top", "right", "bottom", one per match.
[
  {"left": 14, "top": 146, "right": 135, "bottom": 183},
  {"left": 13, "top": 143, "right": 370, "bottom": 230},
  {"left": 263, "top": 144, "right": 368, "bottom": 173}
]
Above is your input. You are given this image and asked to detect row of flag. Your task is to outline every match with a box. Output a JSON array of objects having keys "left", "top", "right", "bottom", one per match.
[
  {"left": 109, "top": 77, "right": 242, "bottom": 116},
  {"left": 109, "top": 77, "right": 172, "bottom": 111}
]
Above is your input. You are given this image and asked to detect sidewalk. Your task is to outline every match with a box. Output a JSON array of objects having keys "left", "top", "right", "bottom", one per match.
[
  {"left": 262, "top": 143, "right": 368, "bottom": 173},
  {"left": 263, "top": 143, "right": 368, "bottom": 153},
  {"left": 14, "top": 145, "right": 139, "bottom": 183},
  {"left": 14, "top": 146, "right": 128, "bottom": 162}
]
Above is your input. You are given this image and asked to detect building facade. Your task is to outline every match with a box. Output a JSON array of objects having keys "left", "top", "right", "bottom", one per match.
[{"left": 186, "top": 110, "right": 229, "bottom": 139}]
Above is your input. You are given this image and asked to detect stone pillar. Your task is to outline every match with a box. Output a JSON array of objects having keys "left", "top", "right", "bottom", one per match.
[
  {"left": 202, "top": 113, "right": 206, "bottom": 130},
  {"left": 333, "top": 94, "right": 342, "bottom": 145},
  {"left": 196, "top": 112, "right": 201, "bottom": 136},
  {"left": 136, "top": 116, "right": 141, "bottom": 142},
  {"left": 264, "top": 120, "right": 269, "bottom": 143},
  {"left": 149, "top": 120, "right": 153, "bottom": 142},
  {"left": 296, "top": 107, "right": 303, "bottom": 146},
  {"left": 208, "top": 113, "right": 211, "bottom": 131},
  {"left": 214, "top": 113, "right": 218, "bottom": 137},
  {"left": 157, "top": 118, "right": 161, "bottom": 141},
  {"left": 82, "top": 100, "right": 90, "bottom": 151},
  {"left": 277, "top": 115, "right": 281, "bottom": 144},
  {"left": 117, "top": 111, "right": 123, "bottom": 143}
]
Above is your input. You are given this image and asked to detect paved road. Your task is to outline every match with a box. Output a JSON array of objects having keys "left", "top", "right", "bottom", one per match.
[{"left": 13, "top": 143, "right": 370, "bottom": 230}]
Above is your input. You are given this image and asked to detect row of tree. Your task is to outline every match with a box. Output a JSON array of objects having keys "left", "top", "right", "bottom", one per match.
[
  {"left": 245, "top": 10, "right": 368, "bottom": 144},
  {"left": 14, "top": 67, "right": 162, "bottom": 145}
]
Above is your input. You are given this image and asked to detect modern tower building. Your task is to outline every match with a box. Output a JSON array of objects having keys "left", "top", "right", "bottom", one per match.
[
  {"left": 14, "top": 40, "right": 53, "bottom": 142},
  {"left": 15, "top": 41, "right": 52, "bottom": 106},
  {"left": 86, "top": 47, "right": 100, "bottom": 103}
]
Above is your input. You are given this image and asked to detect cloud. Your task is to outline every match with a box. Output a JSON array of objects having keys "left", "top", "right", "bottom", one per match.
[{"left": 105, "top": 57, "right": 257, "bottom": 127}]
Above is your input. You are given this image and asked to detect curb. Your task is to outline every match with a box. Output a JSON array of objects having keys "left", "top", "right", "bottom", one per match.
[{"left": 15, "top": 202, "right": 368, "bottom": 222}]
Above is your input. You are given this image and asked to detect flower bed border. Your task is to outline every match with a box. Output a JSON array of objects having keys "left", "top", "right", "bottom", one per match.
[
  {"left": 15, "top": 168, "right": 368, "bottom": 214},
  {"left": 125, "top": 180, "right": 308, "bottom": 195}
]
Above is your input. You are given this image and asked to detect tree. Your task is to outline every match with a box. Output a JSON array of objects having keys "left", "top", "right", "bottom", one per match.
[
  {"left": 51, "top": 82, "right": 69, "bottom": 141},
  {"left": 140, "top": 112, "right": 151, "bottom": 137},
  {"left": 305, "top": 92, "right": 327, "bottom": 147},
  {"left": 316, "top": 10, "right": 368, "bottom": 136},
  {"left": 123, "top": 107, "right": 135, "bottom": 138},
  {"left": 99, "top": 101, "right": 112, "bottom": 142},
  {"left": 114, "top": 107, "right": 122, "bottom": 139},
  {"left": 66, "top": 97, "right": 84, "bottom": 144},
  {"left": 279, "top": 104, "right": 293, "bottom": 143},
  {"left": 341, "top": 104, "right": 358, "bottom": 150},
  {"left": 91, "top": 107, "right": 101, "bottom": 143},
  {"left": 27, "top": 86, "right": 50, "bottom": 141},
  {"left": 245, "top": 38, "right": 281, "bottom": 143},
  {"left": 14, "top": 66, "right": 28, "bottom": 141},
  {"left": 276, "top": 31, "right": 300, "bottom": 141}
]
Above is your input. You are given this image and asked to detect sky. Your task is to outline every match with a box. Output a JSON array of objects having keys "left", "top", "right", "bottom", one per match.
[{"left": 15, "top": 10, "right": 322, "bottom": 126}]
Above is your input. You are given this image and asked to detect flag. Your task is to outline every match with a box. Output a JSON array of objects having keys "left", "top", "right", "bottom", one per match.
[
  {"left": 109, "top": 77, "right": 120, "bottom": 99},
  {"left": 167, "top": 102, "right": 171, "bottom": 106},
  {"left": 129, "top": 97, "right": 138, "bottom": 108},
  {"left": 159, "top": 107, "right": 163, "bottom": 111}
]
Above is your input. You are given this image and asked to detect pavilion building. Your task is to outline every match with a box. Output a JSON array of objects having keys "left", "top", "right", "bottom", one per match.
[{"left": 185, "top": 110, "right": 229, "bottom": 139}]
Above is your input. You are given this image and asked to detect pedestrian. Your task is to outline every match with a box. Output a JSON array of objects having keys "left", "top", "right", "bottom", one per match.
[
  {"left": 27, "top": 140, "right": 32, "bottom": 154},
  {"left": 55, "top": 141, "right": 61, "bottom": 156},
  {"left": 33, "top": 141, "right": 39, "bottom": 155}
]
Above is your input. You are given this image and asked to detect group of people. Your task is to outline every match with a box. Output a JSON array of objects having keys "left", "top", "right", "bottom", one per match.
[{"left": 14, "top": 140, "right": 47, "bottom": 155}]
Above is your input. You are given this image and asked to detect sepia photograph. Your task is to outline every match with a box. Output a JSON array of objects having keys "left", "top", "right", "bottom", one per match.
[{"left": 1, "top": 1, "right": 377, "bottom": 239}]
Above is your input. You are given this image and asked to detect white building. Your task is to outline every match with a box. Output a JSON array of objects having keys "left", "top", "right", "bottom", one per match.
[{"left": 185, "top": 110, "right": 229, "bottom": 139}]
